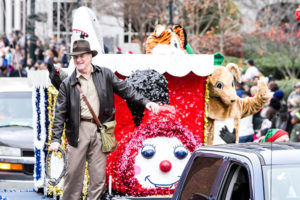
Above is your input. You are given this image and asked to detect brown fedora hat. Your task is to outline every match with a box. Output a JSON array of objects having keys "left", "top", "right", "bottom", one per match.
[{"left": 68, "top": 40, "right": 98, "bottom": 57}]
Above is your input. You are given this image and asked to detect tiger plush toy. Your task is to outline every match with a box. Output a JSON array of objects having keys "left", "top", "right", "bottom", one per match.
[{"left": 146, "top": 24, "right": 193, "bottom": 55}]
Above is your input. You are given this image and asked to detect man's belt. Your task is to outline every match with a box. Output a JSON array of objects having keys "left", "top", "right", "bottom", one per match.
[{"left": 81, "top": 118, "right": 97, "bottom": 124}]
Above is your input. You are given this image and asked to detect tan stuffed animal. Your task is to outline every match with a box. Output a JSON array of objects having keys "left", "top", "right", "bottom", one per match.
[{"left": 207, "top": 63, "right": 270, "bottom": 145}]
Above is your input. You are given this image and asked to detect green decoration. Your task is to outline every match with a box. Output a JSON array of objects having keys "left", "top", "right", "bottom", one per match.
[
  {"left": 214, "top": 52, "right": 224, "bottom": 66},
  {"left": 185, "top": 43, "right": 194, "bottom": 54}
]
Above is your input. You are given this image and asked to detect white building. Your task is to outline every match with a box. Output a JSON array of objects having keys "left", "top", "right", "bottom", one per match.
[
  {"left": 0, "top": 0, "right": 141, "bottom": 53},
  {"left": 0, "top": 0, "right": 299, "bottom": 53}
]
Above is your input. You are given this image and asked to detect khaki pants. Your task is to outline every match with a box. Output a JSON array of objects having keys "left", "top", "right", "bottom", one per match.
[{"left": 62, "top": 121, "right": 107, "bottom": 200}]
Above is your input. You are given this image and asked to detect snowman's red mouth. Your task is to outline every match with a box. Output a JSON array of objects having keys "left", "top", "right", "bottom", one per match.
[{"left": 145, "top": 175, "right": 179, "bottom": 188}]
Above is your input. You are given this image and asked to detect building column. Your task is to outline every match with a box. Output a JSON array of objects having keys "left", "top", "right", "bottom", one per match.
[
  {"left": 14, "top": 0, "right": 21, "bottom": 31},
  {"left": 0, "top": 0, "right": 4, "bottom": 33},
  {"left": 22, "top": 0, "right": 26, "bottom": 34},
  {"left": 5, "top": 0, "right": 12, "bottom": 35}
]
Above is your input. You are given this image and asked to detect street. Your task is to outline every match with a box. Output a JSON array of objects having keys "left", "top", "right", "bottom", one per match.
[{"left": 0, "top": 172, "right": 51, "bottom": 200}]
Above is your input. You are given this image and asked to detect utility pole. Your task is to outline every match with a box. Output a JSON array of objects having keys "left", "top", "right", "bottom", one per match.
[
  {"left": 168, "top": 0, "right": 174, "bottom": 26},
  {"left": 77, "top": 0, "right": 81, "bottom": 8},
  {"left": 28, "top": 0, "right": 36, "bottom": 61},
  {"left": 24, "top": 0, "right": 27, "bottom": 66}
]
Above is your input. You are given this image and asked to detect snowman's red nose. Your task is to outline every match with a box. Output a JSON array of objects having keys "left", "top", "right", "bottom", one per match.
[{"left": 159, "top": 160, "right": 172, "bottom": 172}]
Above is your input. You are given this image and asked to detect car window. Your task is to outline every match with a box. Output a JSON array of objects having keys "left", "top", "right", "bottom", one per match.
[
  {"left": 220, "top": 164, "right": 250, "bottom": 200},
  {"left": 180, "top": 157, "right": 223, "bottom": 200},
  {"left": 264, "top": 165, "right": 300, "bottom": 200},
  {"left": 0, "top": 92, "right": 32, "bottom": 127}
]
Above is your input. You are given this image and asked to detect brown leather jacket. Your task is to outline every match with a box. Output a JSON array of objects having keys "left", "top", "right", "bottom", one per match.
[{"left": 51, "top": 65, "right": 150, "bottom": 147}]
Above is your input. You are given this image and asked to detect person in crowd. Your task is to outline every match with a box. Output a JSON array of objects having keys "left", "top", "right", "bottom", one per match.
[
  {"left": 58, "top": 44, "right": 68, "bottom": 68},
  {"left": 12, "top": 44, "right": 24, "bottom": 68},
  {"left": 242, "top": 59, "right": 259, "bottom": 83},
  {"left": 1, "top": 34, "right": 10, "bottom": 47},
  {"left": 49, "top": 43, "right": 58, "bottom": 58},
  {"left": 24, "top": 58, "right": 34, "bottom": 71},
  {"left": 44, "top": 49, "right": 54, "bottom": 65},
  {"left": 1, "top": 54, "right": 7, "bottom": 68},
  {"left": 10, "top": 63, "right": 27, "bottom": 77},
  {"left": 272, "top": 101, "right": 291, "bottom": 132},
  {"left": 5, "top": 47, "right": 13, "bottom": 68},
  {"left": 0, "top": 66, "right": 8, "bottom": 77},
  {"left": 17, "top": 31, "right": 25, "bottom": 49},
  {"left": 250, "top": 85, "right": 264, "bottom": 133},
  {"left": 39, "top": 62, "right": 48, "bottom": 70},
  {"left": 287, "top": 82, "right": 300, "bottom": 112},
  {"left": 260, "top": 97, "right": 281, "bottom": 135},
  {"left": 252, "top": 76, "right": 259, "bottom": 86},
  {"left": 239, "top": 91, "right": 254, "bottom": 143},
  {"left": 0, "top": 39, "right": 5, "bottom": 56},
  {"left": 273, "top": 89, "right": 286, "bottom": 108},
  {"left": 25, "top": 39, "right": 31, "bottom": 60},
  {"left": 104, "top": 44, "right": 109, "bottom": 54},
  {"left": 268, "top": 81, "right": 279, "bottom": 96},
  {"left": 258, "top": 68, "right": 268, "bottom": 84},
  {"left": 9, "top": 34, "right": 17, "bottom": 49},
  {"left": 35, "top": 40, "right": 44, "bottom": 63},
  {"left": 49, "top": 40, "right": 160, "bottom": 200},
  {"left": 235, "top": 81, "right": 244, "bottom": 98},
  {"left": 258, "top": 129, "right": 289, "bottom": 142},
  {"left": 288, "top": 98, "right": 300, "bottom": 113},
  {"left": 28, "top": 60, "right": 42, "bottom": 71},
  {"left": 243, "top": 84, "right": 251, "bottom": 93},
  {"left": 290, "top": 111, "right": 300, "bottom": 142}
]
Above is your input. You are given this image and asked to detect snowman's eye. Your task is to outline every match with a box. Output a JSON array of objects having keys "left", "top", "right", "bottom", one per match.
[
  {"left": 174, "top": 145, "right": 188, "bottom": 160},
  {"left": 141, "top": 144, "right": 156, "bottom": 159}
]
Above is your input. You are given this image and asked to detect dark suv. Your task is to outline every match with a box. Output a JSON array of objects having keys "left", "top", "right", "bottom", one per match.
[{"left": 172, "top": 142, "right": 300, "bottom": 200}]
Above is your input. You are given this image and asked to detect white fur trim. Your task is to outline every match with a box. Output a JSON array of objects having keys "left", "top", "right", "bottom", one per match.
[{"left": 90, "top": 54, "right": 214, "bottom": 77}]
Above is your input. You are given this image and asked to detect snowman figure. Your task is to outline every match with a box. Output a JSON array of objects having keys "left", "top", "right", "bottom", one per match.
[
  {"left": 135, "top": 136, "right": 190, "bottom": 189},
  {"left": 108, "top": 106, "right": 202, "bottom": 196}
]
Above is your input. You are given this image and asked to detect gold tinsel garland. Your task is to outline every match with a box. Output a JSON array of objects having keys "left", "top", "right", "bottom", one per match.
[
  {"left": 47, "top": 86, "right": 65, "bottom": 196},
  {"left": 203, "top": 77, "right": 209, "bottom": 146},
  {"left": 46, "top": 86, "right": 89, "bottom": 198}
]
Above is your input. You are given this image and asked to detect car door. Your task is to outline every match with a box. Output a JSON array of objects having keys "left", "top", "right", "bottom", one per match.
[
  {"left": 173, "top": 150, "right": 265, "bottom": 200},
  {"left": 217, "top": 153, "right": 264, "bottom": 200},
  {"left": 173, "top": 152, "right": 226, "bottom": 200}
]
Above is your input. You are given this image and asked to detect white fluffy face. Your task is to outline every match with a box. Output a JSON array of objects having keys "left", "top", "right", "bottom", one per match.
[{"left": 134, "top": 137, "right": 191, "bottom": 189}]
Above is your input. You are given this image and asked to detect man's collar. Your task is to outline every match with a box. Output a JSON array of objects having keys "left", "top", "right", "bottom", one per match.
[
  {"left": 76, "top": 65, "right": 94, "bottom": 79},
  {"left": 71, "top": 64, "right": 100, "bottom": 86}
]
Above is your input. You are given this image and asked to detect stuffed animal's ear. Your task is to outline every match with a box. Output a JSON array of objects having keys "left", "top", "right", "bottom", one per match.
[
  {"left": 155, "top": 24, "right": 165, "bottom": 37},
  {"left": 226, "top": 63, "right": 241, "bottom": 83}
]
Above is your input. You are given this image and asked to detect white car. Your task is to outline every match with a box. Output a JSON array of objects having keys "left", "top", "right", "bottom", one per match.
[{"left": 0, "top": 78, "right": 34, "bottom": 179}]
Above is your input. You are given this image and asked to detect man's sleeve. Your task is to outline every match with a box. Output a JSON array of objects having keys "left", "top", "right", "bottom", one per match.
[
  {"left": 51, "top": 82, "right": 68, "bottom": 144},
  {"left": 109, "top": 70, "right": 150, "bottom": 107}
]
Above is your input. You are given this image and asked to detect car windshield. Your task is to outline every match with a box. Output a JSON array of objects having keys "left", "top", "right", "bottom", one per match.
[
  {"left": 0, "top": 92, "right": 32, "bottom": 127},
  {"left": 263, "top": 165, "right": 300, "bottom": 200}
]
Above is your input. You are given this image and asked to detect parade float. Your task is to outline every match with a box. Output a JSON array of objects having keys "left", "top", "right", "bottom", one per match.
[{"left": 28, "top": 6, "right": 216, "bottom": 199}]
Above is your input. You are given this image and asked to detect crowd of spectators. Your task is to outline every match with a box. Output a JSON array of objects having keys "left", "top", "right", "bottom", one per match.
[
  {"left": 237, "top": 59, "right": 300, "bottom": 143},
  {"left": 0, "top": 31, "right": 69, "bottom": 77}
]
